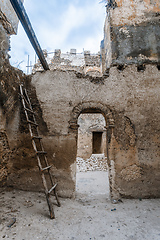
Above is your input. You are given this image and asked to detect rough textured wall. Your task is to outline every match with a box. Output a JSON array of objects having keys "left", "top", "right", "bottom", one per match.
[
  {"left": 102, "top": 0, "right": 160, "bottom": 71},
  {"left": 0, "top": 0, "right": 24, "bottom": 69},
  {"left": 0, "top": 130, "right": 10, "bottom": 185},
  {"left": 0, "top": 61, "right": 28, "bottom": 186},
  {"left": 0, "top": 1, "right": 22, "bottom": 184},
  {"left": 0, "top": 22, "right": 10, "bottom": 69},
  {"left": 103, "top": 13, "right": 112, "bottom": 71},
  {"left": 0, "top": 0, "right": 24, "bottom": 34},
  {"left": 6, "top": 65, "right": 160, "bottom": 199}
]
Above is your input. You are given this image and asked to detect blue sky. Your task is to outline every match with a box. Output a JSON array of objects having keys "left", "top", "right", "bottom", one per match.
[{"left": 10, "top": 0, "right": 106, "bottom": 73}]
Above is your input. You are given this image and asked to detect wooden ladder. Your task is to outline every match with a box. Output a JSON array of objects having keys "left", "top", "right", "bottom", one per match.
[{"left": 19, "top": 84, "right": 60, "bottom": 219}]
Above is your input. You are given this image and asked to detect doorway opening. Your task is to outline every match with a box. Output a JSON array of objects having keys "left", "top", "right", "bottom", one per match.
[{"left": 76, "top": 113, "right": 109, "bottom": 199}]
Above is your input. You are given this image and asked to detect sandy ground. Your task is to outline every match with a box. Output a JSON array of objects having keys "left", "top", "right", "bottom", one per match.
[{"left": 0, "top": 171, "right": 160, "bottom": 240}]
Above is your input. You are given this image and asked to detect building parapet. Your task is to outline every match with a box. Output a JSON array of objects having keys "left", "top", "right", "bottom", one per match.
[{"left": 33, "top": 49, "right": 102, "bottom": 76}]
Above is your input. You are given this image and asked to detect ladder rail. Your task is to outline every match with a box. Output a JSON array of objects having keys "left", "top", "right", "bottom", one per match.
[
  {"left": 20, "top": 85, "right": 50, "bottom": 194},
  {"left": 23, "top": 86, "right": 55, "bottom": 190},
  {"left": 23, "top": 88, "right": 52, "bottom": 173},
  {"left": 19, "top": 84, "right": 60, "bottom": 218}
]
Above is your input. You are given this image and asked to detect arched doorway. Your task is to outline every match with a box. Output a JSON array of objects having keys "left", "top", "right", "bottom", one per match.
[
  {"left": 69, "top": 102, "right": 115, "bottom": 199},
  {"left": 76, "top": 112, "right": 110, "bottom": 200}
]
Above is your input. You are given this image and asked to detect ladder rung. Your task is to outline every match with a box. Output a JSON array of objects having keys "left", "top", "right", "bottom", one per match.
[
  {"left": 27, "top": 120, "right": 38, "bottom": 126},
  {"left": 20, "top": 85, "right": 60, "bottom": 219},
  {"left": 32, "top": 136, "right": 42, "bottom": 139},
  {"left": 24, "top": 107, "right": 35, "bottom": 114},
  {"left": 36, "top": 151, "right": 47, "bottom": 155},
  {"left": 48, "top": 184, "right": 57, "bottom": 194},
  {"left": 41, "top": 165, "right": 52, "bottom": 172},
  {"left": 19, "top": 93, "right": 29, "bottom": 105}
]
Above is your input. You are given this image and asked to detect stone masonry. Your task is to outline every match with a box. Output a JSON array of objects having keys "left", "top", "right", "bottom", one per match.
[
  {"left": 33, "top": 49, "right": 102, "bottom": 77},
  {"left": 102, "top": 0, "right": 160, "bottom": 72},
  {"left": 0, "top": 0, "right": 24, "bottom": 69}
]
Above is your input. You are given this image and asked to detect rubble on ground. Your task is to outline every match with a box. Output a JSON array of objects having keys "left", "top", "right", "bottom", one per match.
[{"left": 76, "top": 154, "right": 108, "bottom": 172}]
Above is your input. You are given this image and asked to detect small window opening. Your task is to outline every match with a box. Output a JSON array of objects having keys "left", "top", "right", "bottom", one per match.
[{"left": 92, "top": 131, "right": 103, "bottom": 154}]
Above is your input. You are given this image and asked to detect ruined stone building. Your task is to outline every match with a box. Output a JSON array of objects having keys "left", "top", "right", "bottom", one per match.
[
  {"left": 34, "top": 49, "right": 102, "bottom": 77},
  {"left": 0, "top": 0, "right": 160, "bottom": 200}
]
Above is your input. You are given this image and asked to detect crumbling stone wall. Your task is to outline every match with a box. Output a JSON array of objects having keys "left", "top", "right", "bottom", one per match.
[
  {"left": 0, "top": 130, "right": 10, "bottom": 185},
  {"left": 0, "top": 0, "right": 24, "bottom": 33},
  {"left": 0, "top": 0, "right": 29, "bottom": 187},
  {"left": 0, "top": 13, "right": 11, "bottom": 70},
  {"left": 5, "top": 64, "right": 159, "bottom": 199},
  {"left": 102, "top": 0, "right": 160, "bottom": 72},
  {"left": 0, "top": 0, "right": 24, "bottom": 69},
  {"left": 33, "top": 49, "right": 102, "bottom": 77},
  {"left": 0, "top": 61, "right": 30, "bottom": 187},
  {"left": 1, "top": 64, "right": 160, "bottom": 199}
]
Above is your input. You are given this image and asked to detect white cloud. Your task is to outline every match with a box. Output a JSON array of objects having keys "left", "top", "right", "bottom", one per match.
[{"left": 9, "top": 0, "right": 106, "bottom": 73}]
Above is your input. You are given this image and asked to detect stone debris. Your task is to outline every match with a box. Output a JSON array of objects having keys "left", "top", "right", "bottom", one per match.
[
  {"left": 76, "top": 154, "right": 108, "bottom": 172},
  {"left": 23, "top": 200, "right": 34, "bottom": 208},
  {"left": 7, "top": 217, "right": 16, "bottom": 228}
]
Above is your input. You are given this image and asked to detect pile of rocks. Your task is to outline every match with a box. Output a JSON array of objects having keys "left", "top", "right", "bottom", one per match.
[{"left": 76, "top": 154, "right": 108, "bottom": 172}]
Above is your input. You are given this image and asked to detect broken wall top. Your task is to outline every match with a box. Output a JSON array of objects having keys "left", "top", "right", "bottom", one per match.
[
  {"left": 33, "top": 49, "right": 102, "bottom": 77},
  {"left": 111, "top": 0, "right": 160, "bottom": 26},
  {"left": 0, "top": 0, "right": 24, "bottom": 34},
  {"left": 103, "top": 0, "right": 160, "bottom": 68}
]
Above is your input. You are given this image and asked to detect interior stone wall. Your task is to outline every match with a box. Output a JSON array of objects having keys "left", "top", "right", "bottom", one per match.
[
  {"left": 4, "top": 65, "right": 159, "bottom": 199},
  {"left": 77, "top": 113, "right": 106, "bottom": 160}
]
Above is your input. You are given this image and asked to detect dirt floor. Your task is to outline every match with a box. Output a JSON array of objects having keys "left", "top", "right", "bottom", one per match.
[{"left": 0, "top": 171, "right": 160, "bottom": 240}]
